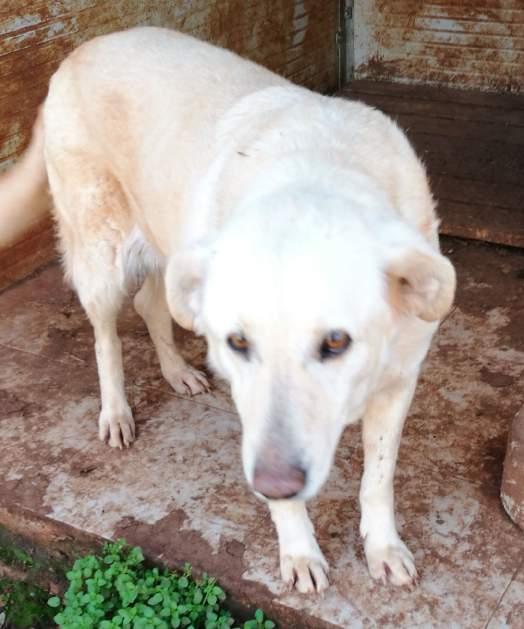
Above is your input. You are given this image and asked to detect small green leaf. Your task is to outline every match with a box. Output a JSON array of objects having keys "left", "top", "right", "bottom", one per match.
[
  {"left": 148, "top": 592, "right": 163, "bottom": 606},
  {"left": 48, "top": 596, "right": 61, "bottom": 608},
  {"left": 143, "top": 605, "right": 155, "bottom": 618},
  {"left": 255, "top": 609, "right": 264, "bottom": 623},
  {"left": 193, "top": 589, "right": 203, "bottom": 604},
  {"left": 129, "top": 547, "right": 144, "bottom": 564}
]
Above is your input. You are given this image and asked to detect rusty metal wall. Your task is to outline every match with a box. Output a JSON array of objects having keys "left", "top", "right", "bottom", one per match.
[
  {"left": 353, "top": 0, "right": 524, "bottom": 92},
  {"left": 0, "top": 0, "right": 338, "bottom": 172}
]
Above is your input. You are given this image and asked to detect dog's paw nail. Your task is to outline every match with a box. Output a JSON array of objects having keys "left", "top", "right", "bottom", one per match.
[
  {"left": 281, "top": 554, "right": 329, "bottom": 594},
  {"left": 166, "top": 366, "right": 209, "bottom": 396},
  {"left": 366, "top": 540, "right": 416, "bottom": 587},
  {"left": 99, "top": 409, "right": 135, "bottom": 449}
]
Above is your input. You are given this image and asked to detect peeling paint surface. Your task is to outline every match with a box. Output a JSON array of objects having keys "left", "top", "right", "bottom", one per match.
[
  {"left": 0, "top": 1, "right": 338, "bottom": 170},
  {"left": 354, "top": 1, "right": 524, "bottom": 92},
  {"left": 0, "top": 237, "right": 524, "bottom": 626},
  {"left": 0, "top": 1, "right": 338, "bottom": 300}
]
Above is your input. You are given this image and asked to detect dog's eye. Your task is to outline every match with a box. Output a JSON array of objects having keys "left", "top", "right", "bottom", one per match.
[
  {"left": 320, "top": 330, "right": 351, "bottom": 360},
  {"left": 227, "top": 333, "right": 250, "bottom": 355}
]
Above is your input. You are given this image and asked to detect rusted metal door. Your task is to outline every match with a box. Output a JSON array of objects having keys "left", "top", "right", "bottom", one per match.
[{"left": 353, "top": 1, "right": 524, "bottom": 92}]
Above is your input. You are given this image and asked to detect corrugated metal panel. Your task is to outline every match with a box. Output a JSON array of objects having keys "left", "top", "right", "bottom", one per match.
[
  {"left": 354, "top": 0, "right": 524, "bottom": 92},
  {"left": 0, "top": 0, "right": 338, "bottom": 172}
]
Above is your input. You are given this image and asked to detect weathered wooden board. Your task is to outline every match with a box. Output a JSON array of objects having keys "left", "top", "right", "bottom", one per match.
[{"left": 341, "top": 80, "right": 524, "bottom": 248}]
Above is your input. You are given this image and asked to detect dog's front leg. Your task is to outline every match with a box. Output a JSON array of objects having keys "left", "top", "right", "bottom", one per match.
[
  {"left": 268, "top": 499, "right": 329, "bottom": 593},
  {"left": 359, "top": 379, "right": 418, "bottom": 587}
]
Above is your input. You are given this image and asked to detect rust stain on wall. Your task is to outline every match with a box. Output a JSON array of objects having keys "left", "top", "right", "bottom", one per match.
[
  {"left": 0, "top": 0, "right": 338, "bottom": 172},
  {"left": 354, "top": 0, "right": 524, "bottom": 92},
  {"left": 0, "top": 0, "right": 337, "bottom": 268}
]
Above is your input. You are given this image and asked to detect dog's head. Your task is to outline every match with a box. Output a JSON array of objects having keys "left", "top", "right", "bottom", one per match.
[{"left": 165, "top": 188, "right": 455, "bottom": 501}]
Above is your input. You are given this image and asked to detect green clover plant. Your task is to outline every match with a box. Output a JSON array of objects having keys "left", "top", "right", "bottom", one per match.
[{"left": 48, "top": 540, "right": 275, "bottom": 629}]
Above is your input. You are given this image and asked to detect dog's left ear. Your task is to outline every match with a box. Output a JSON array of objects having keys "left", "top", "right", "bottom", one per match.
[
  {"left": 386, "top": 246, "right": 456, "bottom": 322},
  {"left": 164, "top": 245, "right": 209, "bottom": 332}
]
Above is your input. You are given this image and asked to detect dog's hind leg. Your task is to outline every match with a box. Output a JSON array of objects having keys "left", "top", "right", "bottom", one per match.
[
  {"left": 134, "top": 274, "right": 209, "bottom": 395},
  {"left": 47, "top": 159, "right": 135, "bottom": 448},
  {"left": 84, "top": 288, "right": 135, "bottom": 448},
  {"left": 70, "top": 240, "right": 135, "bottom": 449}
]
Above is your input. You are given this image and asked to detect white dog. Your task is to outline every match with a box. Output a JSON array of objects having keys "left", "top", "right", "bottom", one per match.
[{"left": 0, "top": 27, "right": 455, "bottom": 593}]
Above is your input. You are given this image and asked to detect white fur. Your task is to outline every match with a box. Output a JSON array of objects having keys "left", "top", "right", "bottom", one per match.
[{"left": 0, "top": 27, "right": 456, "bottom": 593}]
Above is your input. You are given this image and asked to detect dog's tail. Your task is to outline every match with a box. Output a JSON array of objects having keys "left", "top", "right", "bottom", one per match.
[{"left": 0, "top": 108, "right": 52, "bottom": 249}]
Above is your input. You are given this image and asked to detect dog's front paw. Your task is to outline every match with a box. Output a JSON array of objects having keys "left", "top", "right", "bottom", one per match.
[
  {"left": 99, "top": 405, "right": 135, "bottom": 449},
  {"left": 364, "top": 537, "right": 417, "bottom": 587},
  {"left": 280, "top": 552, "right": 329, "bottom": 594},
  {"left": 163, "top": 364, "right": 209, "bottom": 396}
]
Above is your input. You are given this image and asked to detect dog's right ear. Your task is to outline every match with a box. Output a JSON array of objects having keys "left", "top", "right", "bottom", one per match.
[{"left": 164, "top": 245, "right": 209, "bottom": 332}]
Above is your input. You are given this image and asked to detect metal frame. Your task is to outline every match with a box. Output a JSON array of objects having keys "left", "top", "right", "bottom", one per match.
[{"left": 336, "top": 0, "right": 354, "bottom": 89}]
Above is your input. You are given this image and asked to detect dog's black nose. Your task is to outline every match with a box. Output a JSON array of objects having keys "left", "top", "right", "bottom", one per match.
[{"left": 253, "top": 460, "right": 306, "bottom": 499}]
